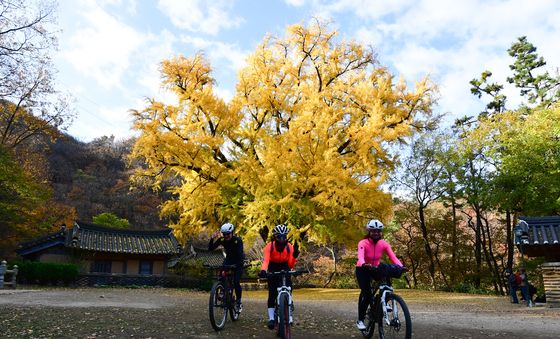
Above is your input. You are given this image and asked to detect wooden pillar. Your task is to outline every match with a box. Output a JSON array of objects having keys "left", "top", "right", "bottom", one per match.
[{"left": 542, "top": 262, "right": 560, "bottom": 308}]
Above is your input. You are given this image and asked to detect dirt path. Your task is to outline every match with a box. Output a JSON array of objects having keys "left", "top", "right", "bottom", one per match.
[{"left": 1, "top": 288, "right": 559, "bottom": 338}]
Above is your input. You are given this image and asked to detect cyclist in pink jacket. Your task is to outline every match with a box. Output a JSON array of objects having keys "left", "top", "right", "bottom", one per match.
[{"left": 355, "top": 219, "right": 404, "bottom": 330}]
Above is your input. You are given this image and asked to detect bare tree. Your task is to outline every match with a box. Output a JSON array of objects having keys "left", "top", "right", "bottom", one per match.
[
  {"left": 391, "top": 133, "right": 446, "bottom": 289},
  {"left": 0, "top": 0, "right": 74, "bottom": 149}
]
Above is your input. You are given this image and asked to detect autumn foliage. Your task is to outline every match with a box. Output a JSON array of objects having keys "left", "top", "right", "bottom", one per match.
[{"left": 131, "top": 21, "right": 435, "bottom": 246}]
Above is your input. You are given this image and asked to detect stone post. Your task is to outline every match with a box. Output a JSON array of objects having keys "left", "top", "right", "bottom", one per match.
[
  {"left": 11, "top": 265, "right": 18, "bottom": 289},
  {"left": 0, "top": 260, "right": 6, "bottom": 289}
]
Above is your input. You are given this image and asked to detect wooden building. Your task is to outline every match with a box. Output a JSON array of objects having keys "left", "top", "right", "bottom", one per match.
[
  {"left": 17, "top": 222, "right": 182, "bottom": 286},
  {"left": 514, "top": 216, "right": 560, "bottom": 307}
]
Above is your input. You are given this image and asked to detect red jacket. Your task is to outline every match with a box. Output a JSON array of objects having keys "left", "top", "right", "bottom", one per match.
[{"left": 261, "top": 241, "right": 297, "bottom": 270}]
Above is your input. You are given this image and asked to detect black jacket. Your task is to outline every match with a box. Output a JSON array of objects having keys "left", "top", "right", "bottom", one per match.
[{"left": 208, "top": 235, "right": 245, "bottom": 266}]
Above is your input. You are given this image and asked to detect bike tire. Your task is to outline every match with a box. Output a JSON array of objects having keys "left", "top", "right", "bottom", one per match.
[
  {"left": 229, "top": 289, "right": 240, "bottom": 321},
  {"left": 377, "top": 293, "right": 411, "bottom": 339},
  {"left": 361, "top": 293, "right": 375, "bottom": 339},
  {"left": 278, "top": 293, "right": 291, "bottom": 339},
  {"left": 209, "top": 281, "right": 228, "bottom": 331}
]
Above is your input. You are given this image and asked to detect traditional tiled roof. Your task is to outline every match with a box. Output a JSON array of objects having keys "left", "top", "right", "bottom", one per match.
[
  {"left": 181, "top": 245, "right": 225, "bottom": 267},
  {"left": 515, "top": 217, "right": 560, "bottom": 245},
  {"left": 17, "top": 222, "right": 182, "bottom": 257},
  {"left": 68, "top": 222, "right": 182, "bottom": 255},
  {"left": 514, "top": 216, "right": 560, "bottom": 260},
  {"left": 17, "top": 229, "right": 66, "bottom": 256}
]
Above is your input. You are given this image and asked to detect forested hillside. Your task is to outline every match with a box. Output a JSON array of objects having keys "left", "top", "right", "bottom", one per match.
[{"left": 47, "top": 135, "right": 166, "bottom": 230}]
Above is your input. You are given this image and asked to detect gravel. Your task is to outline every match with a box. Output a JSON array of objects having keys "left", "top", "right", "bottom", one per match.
[{"left": 1, "top": 288, "right": 559, "bottom": 338}]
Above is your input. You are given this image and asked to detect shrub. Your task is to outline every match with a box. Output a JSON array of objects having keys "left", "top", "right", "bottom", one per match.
[
  {"left": 15, "top": 261, "right": 79, "bottom": 285},
  {"left": 331, "top": 274, "right": 358, "bottom": 289}
]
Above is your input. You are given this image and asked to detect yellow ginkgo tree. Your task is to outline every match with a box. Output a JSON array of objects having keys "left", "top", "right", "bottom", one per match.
[{"left": 130, "top": 20, "right": 435, "bottom": 246}]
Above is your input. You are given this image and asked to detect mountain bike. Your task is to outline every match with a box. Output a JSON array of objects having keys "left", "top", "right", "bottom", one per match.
[
  {"left": 360, "top": 265, "right": 411, "bottom": 339},
  {"left": 204, "top": 264, "right": 241, "bottom": 331},
  {"left": 266, "top": 270, "right": 307, "bottom": 339}
]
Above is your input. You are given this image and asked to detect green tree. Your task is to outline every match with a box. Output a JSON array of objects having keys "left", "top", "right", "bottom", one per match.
[
  {"left": 92, "top": 212, "right": 130, "bottom": 229},
  {"left": 131, "top": 20, "right": 436, "bottom": 246},
  {"left": 469, "top": 36, "right": 560, "bottom": 277},
  {"left": 0, "top": 145, "right": 49, "bottom": 258},
  {"left": 481, "top": 107, "right": 560, "bottom": 216},
  {"left": 470, "top": 70, "right": 507, "bottom": 118},
  {"left": 507, "top": 36, "right": 560, "bottom": 108}
]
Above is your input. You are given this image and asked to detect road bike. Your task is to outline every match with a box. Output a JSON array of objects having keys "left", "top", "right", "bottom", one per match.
[
  {"left": 360, "top": 266, "right": 411, "bottom": 339},
  {"left": 266, "top": 270, "right": 307, "bottom": 339},
  {"left": 204, "top": 264, "right": 241, "bottom": 331}
]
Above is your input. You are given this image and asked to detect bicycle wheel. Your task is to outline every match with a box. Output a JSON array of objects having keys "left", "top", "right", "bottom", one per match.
[
  {"left": 377, "top": 293, "right": 411, "bottom": 339},
  {"left": 209, "top": 281, "right": 228, "bottom": 331},
  {"left": 361, "top": 296, "right": 375, "bottom": 339},
  {"left": 278, "top": 293, "right": 291, "bottom": 339},
  {"left": 229, "top": 289, "right": 240, "bottom": 321}
]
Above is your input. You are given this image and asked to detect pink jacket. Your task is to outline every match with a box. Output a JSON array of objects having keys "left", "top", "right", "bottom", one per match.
[{"left": 356, "top": 238, "right": 402, "bottom": 267}]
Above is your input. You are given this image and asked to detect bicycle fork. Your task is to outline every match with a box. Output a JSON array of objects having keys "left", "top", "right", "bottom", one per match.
[
  {"left": 276, "top": 286, "right": 294, "bottom": 323},
  {"left": 379, "top": 285, "right": 397, "bottom": 326}
]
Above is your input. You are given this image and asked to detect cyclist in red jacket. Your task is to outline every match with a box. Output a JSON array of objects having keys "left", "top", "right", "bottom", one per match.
[{"left": 258, "top": 224, "right": 299, "bottom": 329}]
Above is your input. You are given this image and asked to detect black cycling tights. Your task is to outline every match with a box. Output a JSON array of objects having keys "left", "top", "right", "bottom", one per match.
[
  {"left": 267, "top": 262, "right": 291, "bottom": 308},
  {"left": 355, "top": 266, "right": 372, "bottom": 321},
  {"left": 233, "top": 267, "right": 242, "bottom": 301}
]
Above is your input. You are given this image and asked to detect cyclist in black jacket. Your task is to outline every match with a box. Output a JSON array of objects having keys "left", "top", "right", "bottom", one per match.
[{"left": 209, "top": 223, "right": 245, "bottom": 311}]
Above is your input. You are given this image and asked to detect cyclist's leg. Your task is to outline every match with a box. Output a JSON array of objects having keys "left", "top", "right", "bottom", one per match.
[
  {"left": 267, "top": 275, "right": 279, "bottom": 329},
  {"left": 233, "top": 265, "right": 242, "bottom": 302},
  {"left": 509, "top": 283, "right": 519, "bottom": 303},
  {"left": 355, "top": 266, "right": 371, "bottom": 323}
]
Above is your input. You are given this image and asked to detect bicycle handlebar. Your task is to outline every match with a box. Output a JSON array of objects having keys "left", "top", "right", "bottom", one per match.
[
  {"left": 265, "top": 269, "right": 309, "bottom": 278},
  {"left": 362, "top": 264, "right": 408, "bottom": 280},
  {"left": 203, "top": 264, "right": 238, "bottom": 270}
]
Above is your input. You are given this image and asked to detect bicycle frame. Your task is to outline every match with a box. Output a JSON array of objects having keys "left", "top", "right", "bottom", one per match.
[
  {"left": 205, "top": 264, "right": 240, "bottom": 331},
  {"left": 266, "top": 270, "right": 306, "bottom": 339},
  {"left": 219, "top": 269, "right": 234, "bottom": 294},
  {"left": 362, "top": 272, "right": 412, "bottom": 339},
  {"left": 377, "top": 282, "right": 397, "bottom": 326},
  {"left": 276, "top": 273, "right": 293, "bottom": 321}
]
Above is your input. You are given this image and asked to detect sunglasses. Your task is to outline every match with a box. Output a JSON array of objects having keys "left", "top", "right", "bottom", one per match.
[{"left": 275, "top": 234, "right": 287, "bottom": 240}]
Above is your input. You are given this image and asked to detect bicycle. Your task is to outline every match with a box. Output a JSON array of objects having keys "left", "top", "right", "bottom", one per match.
[
  {"left": 360, "top": 265, "right": 411, "bottom": 339},
  {"left": 266, "top": 270, "right": 307, "bottom": 339},
  {"left": 204, "top": 264, "right": 241, "bottom": 331}
]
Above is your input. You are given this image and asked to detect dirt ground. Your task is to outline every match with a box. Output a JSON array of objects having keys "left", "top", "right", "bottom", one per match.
[{"left": 1, "top": 287, "right": 559, "bottom": 338}]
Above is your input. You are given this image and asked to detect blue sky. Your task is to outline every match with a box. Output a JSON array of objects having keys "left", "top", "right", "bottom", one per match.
[{"left": 54, "top": 0, "right": 560, "bottom": 142}]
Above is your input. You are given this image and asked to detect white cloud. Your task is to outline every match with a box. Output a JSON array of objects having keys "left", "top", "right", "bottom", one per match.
[
  {"left": 180, "top": 35, "right": 249, "bottom": 72},
  {"left": 67, "top": 103, "right": 138, "bottom": 142},
  {"left": 157, "top": 0, "right": 244, "bottom": 35},
  {"left": 284, "top": 0, "right": 307, "bottom": 6},
  {"left": 134, "top": 30, "right": 177, "bottom": 98},
  {"left": 333, "top": 0, "right": 560, "bottom": 121},
  {"left": 56, "top": 0, "right": 560, "bottom": 142},
  {"left": 61, "top": 2, "right": 145, "bottom": 90}
]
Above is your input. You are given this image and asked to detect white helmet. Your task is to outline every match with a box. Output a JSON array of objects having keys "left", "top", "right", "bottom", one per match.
[
  {"left": 272, "top": 224, "right": 289, "bottom": 236},
  {"left": 220, "top": 223, "right": 234, "bottom": 234},
  {"left": 366, "top": 219, "right": 384, "bottom": 230}
]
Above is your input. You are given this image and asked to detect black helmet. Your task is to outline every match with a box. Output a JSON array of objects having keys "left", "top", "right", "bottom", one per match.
[{"left": 272, "top": 224, "right": 289, "bottom": 236}]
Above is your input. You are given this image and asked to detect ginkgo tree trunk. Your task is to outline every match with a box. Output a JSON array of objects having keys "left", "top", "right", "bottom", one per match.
[{"left": 130, "top": 20, "right": 435, "bottom": 246}]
